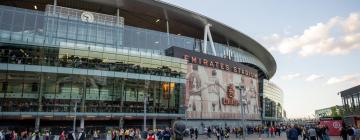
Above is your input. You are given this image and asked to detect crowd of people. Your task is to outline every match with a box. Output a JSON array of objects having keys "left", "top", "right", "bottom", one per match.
[
  {"left": 0, "top": 127, "right": 174, "bottom": 140},
  {"left": 279, "top": 124, "right": 360, "bottom": 140},
  {"left": 1, "top": 124, "right": 360, "bottom": 140},
  {"left": 340, "top": 125, "right": 360, "bottom": 140}
]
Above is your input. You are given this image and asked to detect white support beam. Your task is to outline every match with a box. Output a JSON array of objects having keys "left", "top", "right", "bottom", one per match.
[
  {"left": 202, "top": 24, "right": 217, "bottom": 56},
  {"left": 166, "top": 21, "right": 170, "bottom": 46},
  {"left": 203, "top": 25, "right": 208, "bottom": 54},
  {"left": 207, "top": 28, "right": 216, "bottom": 56}
]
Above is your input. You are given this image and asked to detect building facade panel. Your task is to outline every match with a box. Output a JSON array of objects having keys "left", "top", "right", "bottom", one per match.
[
  {"left": 0, "top": 0, "right": 277, "bottom": 130},
  {"left": 262, "top": 79, "right": 284, "bottom": 124}
]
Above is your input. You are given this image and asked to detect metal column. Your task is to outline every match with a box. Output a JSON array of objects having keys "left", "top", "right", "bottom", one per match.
[
  {"left": 35, "top": 117, "right": 40, "bottom": 130},
  {"left": 80, "top": 118, "right": 85, "bottom": 129},
  {"left": 143, "top": 81, "right": 150, "bottom": 131},
  {"left": 153, "top": 118, "right": 156, "bottom": 131}
]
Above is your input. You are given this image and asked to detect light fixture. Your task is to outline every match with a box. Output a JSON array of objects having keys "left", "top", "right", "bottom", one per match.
[
  {"left": 155, "top": 19, "right": 160, "bottom": 23},
  {"left": 154, "top": 41, "right": 159, "bottom": 44},
  {"left": 177, "top": 33, "right": 181, "bottom": 36},
  {"left": 34, "top": 5, "right": 38, "bottom": 10}
]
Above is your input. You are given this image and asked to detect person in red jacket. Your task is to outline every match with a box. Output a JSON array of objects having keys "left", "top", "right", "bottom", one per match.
[
  {"left": 147, "top": 130, "right": 156, "bottom": 140},
  {"left": 270, "top": 126, "right": 275, "bottom": 137},
  {"left": 59, "top": 130, "right": 65, "bottom": 140}
]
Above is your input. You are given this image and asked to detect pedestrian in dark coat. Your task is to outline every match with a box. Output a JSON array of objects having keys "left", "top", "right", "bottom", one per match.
[
  {"left": 287, "top": 125, "right": 299, "bottom": 140},
  {"left": 78, "top": 129, "right": 86, "bottom": 140},
  {"left": 194, "top": 128, "right": 198, "bottom": 140},
  {"left": 341, "top": 127, "right": 348, "bottom": 140}
]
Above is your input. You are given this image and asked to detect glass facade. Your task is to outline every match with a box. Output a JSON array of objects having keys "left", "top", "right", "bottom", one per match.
[
  {"left": 262, "top": 80, "right": 283, "bottom": 120},
  {"left": 0, "top": 44, "right": 186, "bottom": 79},
  {"left": 0, "top": 4, "right": 193, "bottom": 119},
  {"left": 342, "top": 92, "right": 360, "bottom": 115},
  {"left": 0, "top": 5, "right": 268, "bottom": 76},
  {"left": 0, "top": 3, "right": 268, "bottom": 122},
  {"left": 0, "top": 41, "right": 186, "bottom": 115},
  {"left": 0, "top": 70, "right": 183, "bottom": 114}
]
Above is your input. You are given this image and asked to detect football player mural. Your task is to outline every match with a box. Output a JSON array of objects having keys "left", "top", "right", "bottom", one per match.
[{"left": 185, "top": 64, "right": 260, "bottom": 120}]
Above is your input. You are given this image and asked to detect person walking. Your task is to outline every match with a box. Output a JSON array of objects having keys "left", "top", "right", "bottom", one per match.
[
  {"left": 224, "top": 129, "right": 230, "bottom": 140},
  {"left": 216, "top": 128, "right": 220, "bottom": 140},
  {"left": 130, "top": 129, "right": 135, "bottom": 140},
  {"left": 207, "top": 127, "right": 211, "bottom": 139},
  {"left": 347, "top": 126, "right": 355, "bottom": 140},
  {"left": 92, "top": 129, "right": 99, "bottom": 140},
  {"left": 119, "top": 128, "right": 124, "bottom": 140},
  {"left": 78, "top": 128, "right": 86, "bottom": 140},
  {"left": 276, "top": 126, "right": 281, "bottom": 136},
  {"left": 220, "top": 128, "right": 225, "bottom": 140},
  {"left": 341, "top": 127, "right": 348, "bottom": 140},
  {"left": 271, "top": 126, "right": 276, "bottom": 137},
  {"left": 33, "top": 130, "right": 41, "bottom": 140},
  {"left": 135, "top": 129, "right": 141, "bottom": 140},
  {"left": 190, "top": 128, "right": 194, "bottom": 140},
  {"left": 308, "top": 127, "right": 317, "bottom": 140},
  {"left": 163, "top": 128, "right": 171, "bottom": 140},
  {"left": 10, "top": 131, "right": 16, "bottom": 140},
  {"left": 44, "top": 130, "right": 50, "bottom": 140},
  {"left": 146, "top": 130, "right": 156, "bottom": 140},
  {"left": 354, "top": 127, "right": 360, "bottom": 140},
  {"left": 265, "top": 126, "right": 269, "bottom": 138},
  {"left": 0, "top": 130, "right": 4, "bottom": 140},
  {"left": 315, "top": 126, "right": 322, "bottom": 140},
  {"left": 302, "top": 127, "right": 309, "bottom": 140},
  {"left": 59, "top": 130, "right": 66, "bottom": 140},
  {"left": 194, "top": 128, "right": 198, "bottom": 140},
  {"left": 287, "top": 124, "right": 299, "bottom": 140},
  {"left": 125, "top": 129, "right": 130, "bottom": 140},
  {"left": 321, "top": 126, "right": 330, "bottom": 140},
  {"left": 258, "top": 126, "right": 262, "bottom": 138}
]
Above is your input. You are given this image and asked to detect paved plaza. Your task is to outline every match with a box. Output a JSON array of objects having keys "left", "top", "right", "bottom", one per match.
[{"left": 183, "top": 134, "right": 343, "bottom": 140}]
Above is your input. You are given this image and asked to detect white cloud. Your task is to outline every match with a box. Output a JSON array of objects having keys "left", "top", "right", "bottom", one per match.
[
  {"left": 281, "top": 73, "right": 301, "bottom": 80},
  {"left": 326, "top": 73, "right": 360, "bottom": 85},
  {"left": 261, "top": 12, "right": 360, "bottom": 56},
  {"left": 305, "top": 74, "right": 324, "bottom": 81}
]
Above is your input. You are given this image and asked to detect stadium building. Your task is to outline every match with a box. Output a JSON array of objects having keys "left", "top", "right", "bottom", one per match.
[
  {"left": 0, "top": 0, "right": 276, "bottom": 130},
  {"left": 340, "top": 85, "right": 360, "bottom": 127},
  {"left": 261, "top": 80, "right": 284, "bottom": 125}
]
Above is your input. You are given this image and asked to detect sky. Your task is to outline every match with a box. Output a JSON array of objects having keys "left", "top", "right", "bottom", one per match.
[{"left": 161, "top": 0, "right": 360, "bottom": 118}]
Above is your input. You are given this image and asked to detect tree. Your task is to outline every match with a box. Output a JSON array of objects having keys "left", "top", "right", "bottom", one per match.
[{"left": 330, "top": 106, "right": 342, "bottom": 117}]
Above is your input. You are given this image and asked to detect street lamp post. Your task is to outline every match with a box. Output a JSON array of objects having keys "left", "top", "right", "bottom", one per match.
[
  {"left": 143, "top": 81, "right": 150, "bottom": 132},
  {"left": 237, "top": 85, "right": 246, "bottom": 140},
  {"left": 144, "top": 93, "right": 147, "bottom": 131},
  {"left": 184, "top": 105, "right": 188, "bottom": 126},
  {"left": 73, "top": 101, "right": 78, "bottom": 132}
]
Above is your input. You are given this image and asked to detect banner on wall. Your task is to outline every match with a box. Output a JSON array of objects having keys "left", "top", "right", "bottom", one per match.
[
  {"left": 166, "top": 46, "right": 260, "bottom": 120},
  {"left": 319, "top": 119, "right": 343, "bottom": 136}
]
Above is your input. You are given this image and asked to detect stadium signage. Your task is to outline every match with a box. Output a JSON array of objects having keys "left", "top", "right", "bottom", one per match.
[
  {"left": 183, "top": 55, "right": 257, "bottom": 78},
  {"left": 222, "top": 84, "right": 240, "bottom": 106},
  {"left": 165, "top": 46, "right": 258, "bottom": 78}
]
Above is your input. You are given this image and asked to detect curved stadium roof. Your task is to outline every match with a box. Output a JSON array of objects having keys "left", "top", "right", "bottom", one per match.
[
  {"left": 83, "top": 0, "right": 277, "bottom": 78},
  {"left": 1, "top": 0, "right": 277, "bottom": 78}
]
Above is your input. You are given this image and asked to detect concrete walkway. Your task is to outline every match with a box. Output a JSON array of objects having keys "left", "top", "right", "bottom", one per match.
[{"left": 183, "top": 134, "right": 343, "bottom": 140}]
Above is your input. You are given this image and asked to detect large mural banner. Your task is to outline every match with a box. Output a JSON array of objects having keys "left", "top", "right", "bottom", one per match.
[
  {"left": 165, "top": 46, "right": 260, "bottom": 120},
  {"left": 185, "top": 64, "right": 260, "bottom": 120}
]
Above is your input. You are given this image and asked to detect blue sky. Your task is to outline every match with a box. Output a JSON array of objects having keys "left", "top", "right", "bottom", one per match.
[{"left": 162, "top": 0, "right": 360, "bottom": 118}]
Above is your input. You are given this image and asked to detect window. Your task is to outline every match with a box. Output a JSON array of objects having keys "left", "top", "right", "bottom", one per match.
[{"left": 31, "top": 83, "right": 38, "bottom": 92}]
